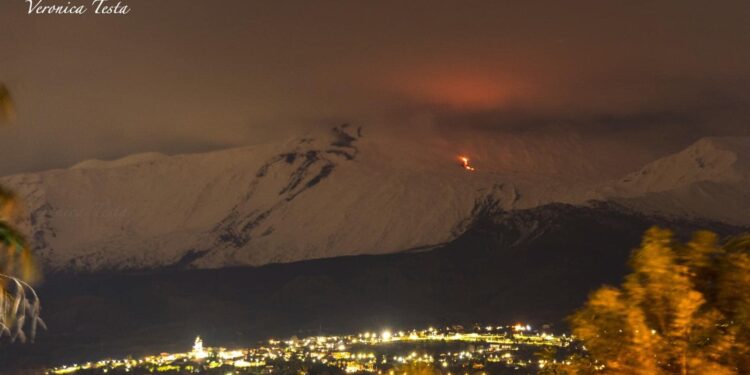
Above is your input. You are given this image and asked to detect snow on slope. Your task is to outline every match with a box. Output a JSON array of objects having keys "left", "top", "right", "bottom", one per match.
[
  {"left": 601, "top": 137, "right": 750, "bottom": 226},
  {"left": 70, "top": 152, "right": 166, "bottom": 170},
  {"left": 1, "top": 128, "right": 748, "bottom": 272},
  {"left": 612, "top": 137, "right": 748, "bottom": 191},
  {"left": 0, "top": 125, "right": 593, "bottom": 271}
]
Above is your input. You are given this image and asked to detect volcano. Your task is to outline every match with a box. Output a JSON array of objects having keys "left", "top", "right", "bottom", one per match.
[
  {"left": 1, "top": 126, "right": 748, "bottom": 272},
  {"left": 1, "top": 126, "right": 749, "bottom": 371}
]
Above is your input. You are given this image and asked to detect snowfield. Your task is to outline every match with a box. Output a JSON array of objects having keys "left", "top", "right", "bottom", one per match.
[
  {"left": 2, "top": 125, "right": 748, "bottom": 271},
  {"left": 602, "top": 137, "right": 750, "bottom": 226}
]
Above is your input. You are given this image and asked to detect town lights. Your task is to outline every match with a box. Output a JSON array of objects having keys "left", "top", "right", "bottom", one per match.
[
  {"left": 49, "top": 324, "right": 575, "bottom": 374},
  {"left": 192, "top": 336, "right": 208, "bottom": 360},
  {"left": 381, "top": 330, "right": 392, "bottom": 341}
]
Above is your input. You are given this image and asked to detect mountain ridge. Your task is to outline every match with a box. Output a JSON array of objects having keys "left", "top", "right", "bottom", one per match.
[{"left": 1, "top": 127, "right": 747, "bottom": 272}]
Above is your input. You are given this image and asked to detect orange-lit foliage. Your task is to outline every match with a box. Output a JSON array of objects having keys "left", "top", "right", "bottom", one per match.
[
  {"left": 0, "top": 85, "right": 44, "bottom": 342},
  {"left": 564, "top": 228, "right": 750, "bottom": 374},
  {"left": 0, "top": 84, "right": 15, "bottom": 121},
  {"left": 0, "top": 187, "right": 37, "bottom": 283}
]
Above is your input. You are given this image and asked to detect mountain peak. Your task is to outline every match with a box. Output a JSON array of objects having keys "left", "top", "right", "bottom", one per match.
[
  {"left": 688, "top": 136, "right": 750, "bottom": 165},
  {"left": 616, "top": 136, "right": 749, "bottom": 192},
  {"left": 70, "top": 152, "right": 167, "bottom": 170},
  {"left": 601, "top": 136, "right": 750, "bottom": 226}
]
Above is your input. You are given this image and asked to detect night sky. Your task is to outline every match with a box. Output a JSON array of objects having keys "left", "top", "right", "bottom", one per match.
[{"left": 2, "top": 0, "right": 750, "bottom": 175}]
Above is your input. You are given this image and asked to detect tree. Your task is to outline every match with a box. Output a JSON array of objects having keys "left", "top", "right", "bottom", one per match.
[
  {"left": 0, "top": 84, "right": 15, "bottom": 121},
  {"left": 0, "top": 84, "right": 45, "bottom": 342},
  {"left": 564, "top": 227, "right": 750, "bottom": 374}
]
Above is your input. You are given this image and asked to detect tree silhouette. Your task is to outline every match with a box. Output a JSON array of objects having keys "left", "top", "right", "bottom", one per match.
[
  {"left": 565, "top": 227, "right": 750, "bottom": 374},
  {"left": 0, "top": 83, "right": 45, "bottom": 342}
]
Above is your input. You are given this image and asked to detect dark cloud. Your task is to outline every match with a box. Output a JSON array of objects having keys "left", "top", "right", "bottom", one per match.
[{"left": 1, "top": 0, "right": 749, "bottom": 175}]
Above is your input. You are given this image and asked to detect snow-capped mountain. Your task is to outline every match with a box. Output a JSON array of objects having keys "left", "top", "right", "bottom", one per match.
[
  {"left": 602, "top": 137, "right": 750, "bottom": 226},
  {"left": 1, "top": 125, "right": 747, "bottom": 272}
]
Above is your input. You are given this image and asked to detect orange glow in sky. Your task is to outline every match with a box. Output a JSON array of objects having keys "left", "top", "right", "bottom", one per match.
[
  {"left": 426, "top": 77, "right": 507, "bottom": 110},
  {"left": 388, "top": 66, "right": 530, "bottom": 110}
]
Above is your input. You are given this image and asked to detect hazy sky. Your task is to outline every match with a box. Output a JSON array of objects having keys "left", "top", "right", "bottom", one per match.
[{"left": 2, "top": 0, "right": 750, "bottom": 175}]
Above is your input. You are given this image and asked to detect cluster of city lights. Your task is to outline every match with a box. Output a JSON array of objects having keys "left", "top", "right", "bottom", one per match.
[{"left": 48, "top": 324, "right": 576, "bottom": 374}]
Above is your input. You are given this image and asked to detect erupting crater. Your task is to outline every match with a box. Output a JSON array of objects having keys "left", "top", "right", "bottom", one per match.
[{"left": 459, "top": 156, "right": 476, "bottom": 171}]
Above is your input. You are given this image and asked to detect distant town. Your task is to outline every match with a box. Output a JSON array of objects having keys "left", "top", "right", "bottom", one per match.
[{"left": 47, "top": 324, "right": 577, "bottom": 374}]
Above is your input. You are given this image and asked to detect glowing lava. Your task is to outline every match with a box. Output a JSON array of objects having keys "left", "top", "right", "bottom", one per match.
[{"left": 459, "top": 156, "right": 476, "bottom": 172}]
